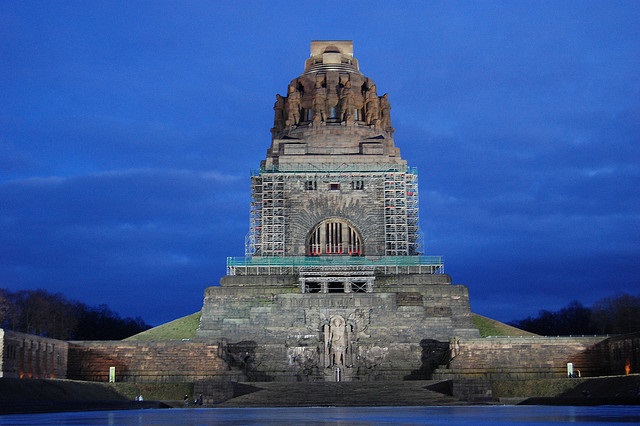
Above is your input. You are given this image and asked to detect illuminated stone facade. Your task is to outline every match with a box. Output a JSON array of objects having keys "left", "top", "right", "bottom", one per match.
[{"left": 196, "top": 41, "right": 479, "bottom": 382}]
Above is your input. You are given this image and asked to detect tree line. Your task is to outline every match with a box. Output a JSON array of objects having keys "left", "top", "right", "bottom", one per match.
[
  {"left": 509, "top": 293, "right": 640, "bottom": 336},
  {"left": 0, "top": 288, "right": 151, "bottom": 340}
]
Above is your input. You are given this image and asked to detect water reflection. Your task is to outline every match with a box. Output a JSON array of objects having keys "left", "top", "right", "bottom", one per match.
[{"left": 1, "top": 406, "right": 640, "bottom": 425}]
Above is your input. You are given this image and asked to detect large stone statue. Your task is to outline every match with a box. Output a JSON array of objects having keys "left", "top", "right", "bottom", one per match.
[
  {"left": 286, "top": 85, "right": 301, "bottom": 126},
  {"left": 273, "top": 94, "right": 285, "bottom": 131},
  {"left": 327, "top": 315, "right": 348, "bottom": 366},
  {"left": 339, "top": 81, "right": 355, "bottom": 122},
  {"left": 380, "top": 93, "right": 392, "bottom": 131},
  {"left": 312, "top": 82, "right": 327, "bottom": 124},
  {"left": 364, "top": 84, "right": 380, "bottom": 126}
]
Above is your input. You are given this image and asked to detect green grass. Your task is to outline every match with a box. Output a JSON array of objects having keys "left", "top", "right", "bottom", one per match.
[
  {"left": 124, "top": 311, "right": 201, "bottom": 341},
  {"left": 472, "top": 313, "right": 538, "bottom": 338}
]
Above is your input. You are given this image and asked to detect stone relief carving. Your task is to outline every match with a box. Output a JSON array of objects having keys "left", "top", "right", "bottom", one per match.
[
  {"left": 357, "top": 345, "right": 388, "bottom": 369},
  {"left": 304, "top": 309, "right": 325, "bottom": 334},
  {"left": 287, "top": 346, "right": 320, "bottom": 374},
  {"left": 304, "top": 309, "right": 371, "bottom": 369},
  {"left": 348, "top": 309, "right": 371, "bottom": 338}
]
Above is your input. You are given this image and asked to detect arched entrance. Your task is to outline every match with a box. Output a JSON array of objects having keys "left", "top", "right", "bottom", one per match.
[{"left": 307, "top": 218, "right": 363, "bottom": 256}]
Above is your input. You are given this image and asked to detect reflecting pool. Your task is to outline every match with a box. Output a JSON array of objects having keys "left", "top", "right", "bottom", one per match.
[{"left": 1, "top": 405, "right": 640, "bottom": 425}]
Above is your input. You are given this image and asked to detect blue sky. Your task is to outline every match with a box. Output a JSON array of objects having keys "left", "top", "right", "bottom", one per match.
[{"left": 2, "top": 1, "right": 639, "bottom": 326}]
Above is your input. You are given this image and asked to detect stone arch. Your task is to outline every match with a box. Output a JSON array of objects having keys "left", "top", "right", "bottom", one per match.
[
  {"left": 323, "top": 45, "right": 341, "bottom": 54},
  {"left": 307, "top": 217, "right": 363, "bottom": 256}
]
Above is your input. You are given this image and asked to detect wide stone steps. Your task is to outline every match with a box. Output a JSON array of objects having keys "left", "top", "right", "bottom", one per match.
[{"left": 213, "top": 380, "right": 465, "bottom": 407}]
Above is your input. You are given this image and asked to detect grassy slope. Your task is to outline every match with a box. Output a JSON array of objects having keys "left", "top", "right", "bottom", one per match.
[
  {"left": 124, "top": 311, "right": 201, "bottom": 341},
  {"left": 472, "top": 313, "right": 538, "bottom": 337},
  {"left": 125, "top": 311, "right": 532, "bottom": 341}
]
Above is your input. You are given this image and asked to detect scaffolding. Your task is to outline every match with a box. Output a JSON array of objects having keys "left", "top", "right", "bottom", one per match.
[
  {"left": 406, "top": 172, "right": 420, "bottom": 255},
  {"left": 384, "top": 170, "right": 419, "bottom": 256},
  {"left": 248, "top": 173, "right": 285, "bottom": 256},
  {"left": 246, "top": 165, "right": 420, "bottom": 258},
  {"left": 227, "top": 255, "right": 444, "bottom": 276},
  {"left": 246, "top": 175, "right": 261, "bottom": 256}
]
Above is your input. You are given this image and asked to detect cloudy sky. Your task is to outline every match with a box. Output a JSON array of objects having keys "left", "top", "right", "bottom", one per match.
[{"left": 2, "top": 1, "right": 639, "bottom": 326}]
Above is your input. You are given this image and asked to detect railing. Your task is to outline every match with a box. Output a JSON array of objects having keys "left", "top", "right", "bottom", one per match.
[{"left": 227, "top": 255, "right": 444, "bottom": 276}]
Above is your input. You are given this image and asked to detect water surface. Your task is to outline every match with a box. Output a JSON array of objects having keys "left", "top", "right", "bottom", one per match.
[{"left": 1, "top": 405, "right": 640, "bottom": 425}]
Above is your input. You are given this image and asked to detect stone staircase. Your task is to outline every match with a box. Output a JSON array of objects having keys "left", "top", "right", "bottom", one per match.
[{"left": 205, "top": 380, "right": 466, "bottom": 407}]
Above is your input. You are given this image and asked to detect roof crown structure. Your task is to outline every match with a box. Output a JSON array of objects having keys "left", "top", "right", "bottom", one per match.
[{"left": 266, "top": 40, "right": 401, "bottom": 173}]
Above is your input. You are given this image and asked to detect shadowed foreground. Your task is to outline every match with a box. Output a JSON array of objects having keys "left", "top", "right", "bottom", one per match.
[
  {"left": 0, "top": 378, "right": 169, "bottom": 414},
  {"left": 1, "top": 375, "right": 639, "bottom": 414}
]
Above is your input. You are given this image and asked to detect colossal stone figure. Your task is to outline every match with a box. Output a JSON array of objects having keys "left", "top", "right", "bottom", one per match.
[
  {"left": 273, "top": 94, "right": 285, "bottom": 131},
  {"left": 286, "top": 85, "right": 301, "bottom": 126},
  {"left": 364, "top": 84, "right": 380, "bottom": 126},
  {"left": 339, "top": 81, "right": 355, "bottom": 122},
  {"left": 312, "top": 82, "right": 327, "bottom": 124},
  {"left": 380, "top": 93, "right": 392, "bottom": 131}
]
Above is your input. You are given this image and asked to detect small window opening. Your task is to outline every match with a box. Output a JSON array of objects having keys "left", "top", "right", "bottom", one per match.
[
  {"left": 305, "top": 180, "right": 317, "bottom": 190},
  {"left": 353, "top": 180, "right": 365, "bottom": 190},
  {"left": 329, "top": 183, "right": 340, "bottom": 190}
]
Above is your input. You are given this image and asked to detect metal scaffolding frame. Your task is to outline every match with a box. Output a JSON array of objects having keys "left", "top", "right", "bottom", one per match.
[
  {"left": 227, "top": 255, "right": 444, "bottom": 276},
  {"left": 246, "top": 165, "right": 421, "bottom": 258},
  {"left": 383, "top": 170, "right": 419, "bottom": 256},
  {"left": 248, "top": 173, "right": 286, "bottom": 256}
]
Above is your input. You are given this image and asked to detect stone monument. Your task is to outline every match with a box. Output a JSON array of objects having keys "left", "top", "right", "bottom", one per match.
[{"left": 196, "top": 41, "right": 479, "bottom": 382}]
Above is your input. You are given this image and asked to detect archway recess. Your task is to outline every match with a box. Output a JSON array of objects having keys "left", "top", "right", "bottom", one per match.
[{"left": 307, "top": 218, "right": 362, "bottom": 256}]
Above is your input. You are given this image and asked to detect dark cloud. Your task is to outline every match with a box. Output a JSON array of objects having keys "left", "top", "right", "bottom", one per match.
[{"left": 0, "top": 169, "right": 245, "bottom": 324}]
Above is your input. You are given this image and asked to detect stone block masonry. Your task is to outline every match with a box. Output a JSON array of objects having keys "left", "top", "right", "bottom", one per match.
[
  {"left": 197, "top": 273, "right": 479, "bottom": 381},
  {"left": 67, "top": 341, "right": 229, "bottom": 383},
  {"left": 0, "top": 329, "right": 68, "bottom": 379},
  {"left": 433, "top": 336, "right": 609, "bottom": 401},
  {"left": 435, "top": 336, "right": 608, "bottom": 381}
]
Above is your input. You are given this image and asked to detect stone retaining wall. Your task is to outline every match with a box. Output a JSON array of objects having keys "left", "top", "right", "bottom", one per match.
[
  {"left": 67, "top": 341, "right": 229, "bottom": 383},
  {"left": 600, "top": 332, "right": 640, "bottom": 376},
  {"left": 433, "top": 336, "right": 609, "bottom": 401},
  {"left": 435, "top": 336, "right": 607, "bottom": 381},
  {"left": 0, "top": 329, "right": 68, "bottom": 379}
]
